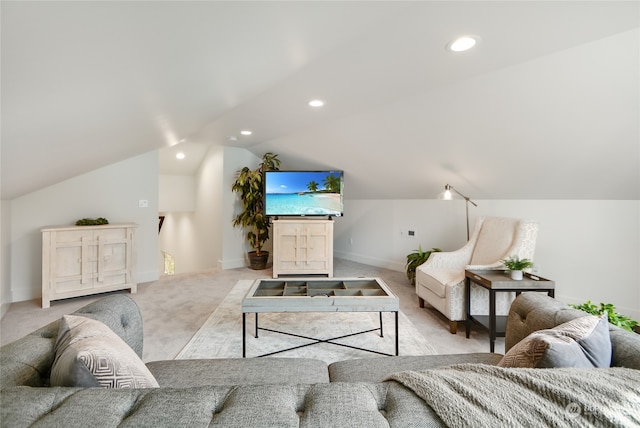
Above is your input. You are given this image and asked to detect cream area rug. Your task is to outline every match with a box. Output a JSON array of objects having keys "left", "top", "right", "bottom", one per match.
[{"left": 177, "top": 280, "right": 436, "bottom": 363}]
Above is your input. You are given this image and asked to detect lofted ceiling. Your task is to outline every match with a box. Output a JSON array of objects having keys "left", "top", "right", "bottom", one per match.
[{"left": 2, "top": 1, "right": 639, "bottom": 201}]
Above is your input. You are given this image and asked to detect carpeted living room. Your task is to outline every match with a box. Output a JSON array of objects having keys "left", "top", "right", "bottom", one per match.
[
  {"left": 3, "top": 258, "right": 640, "bottom": 426},
  {"left": 0, "top": 259, "right": 498, "bottom": 362},
  {"left": 2, "top": 1, "right": 639, "bottom": 426}
]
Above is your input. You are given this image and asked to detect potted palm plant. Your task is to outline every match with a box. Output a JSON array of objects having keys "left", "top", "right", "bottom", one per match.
[
  {"left": 232, "top": 152, "right": 281, "bottom": 269},
  {"left": 500, "top": 255, "right": 534, "bottom": 280},
  {"left": 406, "top": 246, "right": 441, "bottom": 285}
]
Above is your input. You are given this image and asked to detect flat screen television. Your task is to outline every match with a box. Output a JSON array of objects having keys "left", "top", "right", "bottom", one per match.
[{"left": 264, "top": 170, "right": 344, "bottom": 217}]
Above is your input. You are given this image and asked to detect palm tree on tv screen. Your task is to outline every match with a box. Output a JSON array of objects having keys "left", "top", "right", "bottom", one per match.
[
  {"left": 323, "top": 174, "right": 341, "bottom": 193},
  {"left": 307, "top": 181, "right": 319, "bottom": 192}
]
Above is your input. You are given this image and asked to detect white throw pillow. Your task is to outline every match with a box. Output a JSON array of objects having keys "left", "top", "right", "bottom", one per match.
[
  {"left": 50, "top": 314, "right": 158, "bottom": 388},
  {"left": 498, "top": 315, "right": 611, "bottom": 369}
]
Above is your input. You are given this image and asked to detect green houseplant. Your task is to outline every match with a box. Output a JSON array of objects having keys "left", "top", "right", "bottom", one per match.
[
  {"left": 500, "top": 255, "right": 534, "bottom": 280},
  {"left": 570, "top": 300, "right": 639, "bottom": 333},
  {"left": 232, "top": 152, "right": 281, "bottom": 269},
  {"left": 75, "top": 217, "right": 109, "bottom": 226},
  {"left": 406, "top": 246, "right": 441, "bottom": 285}
]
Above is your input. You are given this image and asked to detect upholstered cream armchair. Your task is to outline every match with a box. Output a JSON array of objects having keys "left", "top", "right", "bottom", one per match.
[{"left": 415, "top": 216, "right": 538, "bottom": 334}]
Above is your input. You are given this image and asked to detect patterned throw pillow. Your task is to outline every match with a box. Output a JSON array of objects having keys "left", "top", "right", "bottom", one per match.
[
  {"left": 50, "top": 315, "right": 159, "bottom": 388},
  {"left": 497, "top": 314, "right": 611, "bottom": 368}
]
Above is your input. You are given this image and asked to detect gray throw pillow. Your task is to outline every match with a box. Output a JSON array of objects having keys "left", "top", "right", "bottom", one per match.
[
  {"left": 498, "top": 314, "right": 611, "bottom": 368},
  {"left": 50, "top": 315, "right": 159, "bottom": 388}
]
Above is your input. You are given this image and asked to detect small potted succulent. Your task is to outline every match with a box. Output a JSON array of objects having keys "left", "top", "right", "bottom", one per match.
[{"left": 500, "top": 255, "right": 534, "bottom": 280}]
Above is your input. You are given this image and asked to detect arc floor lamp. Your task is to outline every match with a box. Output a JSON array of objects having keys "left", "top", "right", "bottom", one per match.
[{"left": 439, "top": 184, "right": 477, "bottom": 241}]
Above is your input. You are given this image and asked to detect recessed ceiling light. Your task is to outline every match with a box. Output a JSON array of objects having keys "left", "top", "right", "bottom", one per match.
[
  {"left": 176, "top": 152, "right": 185, "bottom": 160},
  {"left": 179, "top": 139, "right": 186, "bottom": 143},
  {"left": 240, "top": 130, "right": 252, "bottom": 136},
  {"left": 308, "top": 99, "right": 325, "bottom": 107},
  {"left": 447, "top": 36, "right": 480, "bottom": 52}
]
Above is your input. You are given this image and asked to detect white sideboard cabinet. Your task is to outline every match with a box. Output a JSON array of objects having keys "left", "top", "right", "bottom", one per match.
[
  {"left": 272, "top": 219, "right": 334, "bottom": 278},
  {"left": 41, "top": 223, "right": 137, "bottom": 308}
]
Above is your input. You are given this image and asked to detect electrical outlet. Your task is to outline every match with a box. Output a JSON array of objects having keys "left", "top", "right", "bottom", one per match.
[{"left": 401, "top": 229, "right": 416, "bottom": 238}]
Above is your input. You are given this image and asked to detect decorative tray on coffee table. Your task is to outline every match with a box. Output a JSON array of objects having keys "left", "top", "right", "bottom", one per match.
[{"left": 242, "top": 277, "right": 398, "bottom": 313}]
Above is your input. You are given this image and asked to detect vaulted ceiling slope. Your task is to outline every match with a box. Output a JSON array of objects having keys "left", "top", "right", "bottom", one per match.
[{"left": 2, "top": 1, "right": 638, "bottom": 201}]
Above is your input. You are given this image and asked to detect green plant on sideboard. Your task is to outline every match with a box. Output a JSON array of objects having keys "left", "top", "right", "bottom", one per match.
[
  {"left": 570, "top": 300, "right": 639, "bottom": 333},
  {"left": 406, "top": 246, "right": 441, "bottom": 285},
  {"left": 75, "top": 217, "right": 109, "bottom": 226}
]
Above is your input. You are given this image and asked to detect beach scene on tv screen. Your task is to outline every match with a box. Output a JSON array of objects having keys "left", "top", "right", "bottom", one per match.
[{"left": 265, "top": 171, "right": 343, "bottom": 216}]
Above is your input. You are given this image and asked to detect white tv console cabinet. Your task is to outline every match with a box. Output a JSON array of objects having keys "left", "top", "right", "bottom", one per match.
[
  {"left": 41, "top": 223, "right": 137, "bottom": 308},
  {"left": 272, "top": 219, "right": 334, "bottom": 278}
]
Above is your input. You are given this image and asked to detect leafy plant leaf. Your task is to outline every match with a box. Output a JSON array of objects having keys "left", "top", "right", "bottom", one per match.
[
  {"left": 570, "top": 300, "right": 639, "bottom": 332},
  {"left": 405, "top": 246, "right": 441, "bottom": 283}
]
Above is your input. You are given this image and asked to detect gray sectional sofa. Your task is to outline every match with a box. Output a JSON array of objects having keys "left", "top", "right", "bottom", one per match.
[{"left": 2, "top": 292, "right": 640, "bottom": 427}]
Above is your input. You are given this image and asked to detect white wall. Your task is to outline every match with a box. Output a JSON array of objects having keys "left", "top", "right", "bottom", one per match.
[
  {"left": 157, "top": 146, "right": 261, "bottom": 274},
  {"left": 158, "top": 147, "right": 313, "bottom": 273},
  {"left": 157, "top": 212, "right": 200, "bottom": 274},
  {"left": 222, "top": 147, "right": 262, "bottom": 269},
  {"left": 158, "top": 172, "right": 200, "bottom": 274},
  {"left": 335, "top": 199, "right": 640, "bottom": 320},
  {"left": 5, "top": 144, "right": 637, "bottom": 328},
  {"left": 157, "top": 174, "right": 198, "bottom": 274},
  {"left": 0, "top": 200, "right": 11, "bottom": 317},
  {"left": 7, "top": 152, "right": 159, "bottom": 303},
  {"left": 193, "top": 145, "right": 224, "bottom": 270},
  {"left": 159, "top": 175, "right": 195, "bottom": 212}
]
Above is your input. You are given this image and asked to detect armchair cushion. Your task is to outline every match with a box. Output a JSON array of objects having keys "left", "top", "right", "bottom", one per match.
[
  {"left": 419, "top": 269, "right": 461, "bottom": 298},
  {"left": 469, "top": 217, "right": 519, "bottom": 265}
]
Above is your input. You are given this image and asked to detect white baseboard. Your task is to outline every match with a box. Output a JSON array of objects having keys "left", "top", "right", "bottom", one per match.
[
  {"left": 334, "top": 250, "right": 404, "bottom": 272},
  {"left": 6, "top": 270, "right": 159, "bottom": 305},
  {"left": 0, "top": 288, "right": 13, "bottom": 319},
  {"left": 221, "top": 257, "right": 247, "bottom": 270},
  {"left": 136, "top": 270, "right": 159, "bottom": 284},
  {"left": 0, "top": 301, "right": 10, "bottom": 319},
  {"left": 11, "top": 287, "right": 37, "bottom": 304}
]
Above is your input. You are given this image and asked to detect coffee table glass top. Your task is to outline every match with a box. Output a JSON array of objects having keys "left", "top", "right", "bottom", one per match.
[
  {"left": 242, "top": 277, "right": 399, "bottom": 312},
  {"left": 252, "top": 279, "right": 388, "bottom": 297}
]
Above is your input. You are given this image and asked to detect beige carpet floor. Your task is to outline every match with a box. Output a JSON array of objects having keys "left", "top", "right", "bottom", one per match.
[
  {"left": 176, "top": 279, "right": 437, "bottom": 363},
  {"left": 0, "top": 259, "right": 504, "bottom": 362}
]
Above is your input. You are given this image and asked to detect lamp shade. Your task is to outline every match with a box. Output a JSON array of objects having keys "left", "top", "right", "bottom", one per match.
[
  {"left": 437, "top": 184, "right": 454, "bottom": 200},
  {"left": 436, "top": 184, "right": 477, "bottom": 241}
]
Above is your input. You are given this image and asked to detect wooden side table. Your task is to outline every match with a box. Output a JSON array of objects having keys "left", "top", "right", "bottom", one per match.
[{"left": 465, "top": 269, "right": 555, "bottom": 352}]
